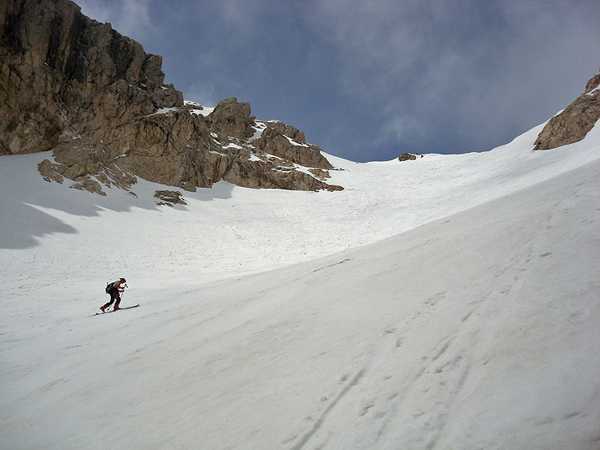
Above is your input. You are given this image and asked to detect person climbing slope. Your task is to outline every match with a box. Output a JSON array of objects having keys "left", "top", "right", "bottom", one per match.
[{"left": 100, "top": 277, "right": 127, "bottom": 312}]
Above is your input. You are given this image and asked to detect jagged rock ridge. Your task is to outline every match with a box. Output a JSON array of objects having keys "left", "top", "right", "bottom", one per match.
[
  {"left": 534, "top": 72, "right": 600, "bottom": 150},
  {"left": 0, "top": 0, "right": 342, "bottom": 193}
]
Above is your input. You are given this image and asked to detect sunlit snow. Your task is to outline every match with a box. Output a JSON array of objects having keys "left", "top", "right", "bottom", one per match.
[{"left": 1, "top": 119, "right": 600, "bottom": 450}]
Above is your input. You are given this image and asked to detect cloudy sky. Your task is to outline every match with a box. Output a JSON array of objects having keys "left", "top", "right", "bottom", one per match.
[{"left": 79, "top": 0, "right": 600, "bottom": 161}]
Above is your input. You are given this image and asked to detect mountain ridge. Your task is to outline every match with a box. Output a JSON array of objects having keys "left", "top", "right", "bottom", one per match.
[{"left": 0, "top": 0, "right": 342, "bottom": 194}]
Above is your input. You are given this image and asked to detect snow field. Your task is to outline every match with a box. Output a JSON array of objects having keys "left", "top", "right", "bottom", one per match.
[
  {"left": 1, "top": 119, "right": 600, "bottom": 449},
  {"left": 1, "top": 155, "right": 600, "bottom": 449}
]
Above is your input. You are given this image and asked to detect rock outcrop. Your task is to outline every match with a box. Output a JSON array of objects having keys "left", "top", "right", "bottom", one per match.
[
  {"left": 0, "top": 0, "right": 342, "bottom": 193},
  {"left": 207, "top": 97, "right": 254, "bottom": 140},
  {"left": 534, "top": 71, "right": 600, "bottom": 150},
  {"left": 253, "top": 121, "right": 333, "bottom": 169}
]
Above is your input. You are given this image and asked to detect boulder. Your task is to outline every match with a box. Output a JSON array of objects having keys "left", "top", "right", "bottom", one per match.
[
  {"left": 398, "top": 153, "right": 418, "bottom": 162},
  {"left": 154, "top": 190, "right": 187, "bottom": 206}
]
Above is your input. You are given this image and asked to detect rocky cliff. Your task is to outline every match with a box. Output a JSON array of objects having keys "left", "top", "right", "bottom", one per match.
[
  {"left": 0, "top": 0, "right": 342, "bottom": 194},
  {"left": 534, "top": 71, "right": 600, "bottom": 150}
]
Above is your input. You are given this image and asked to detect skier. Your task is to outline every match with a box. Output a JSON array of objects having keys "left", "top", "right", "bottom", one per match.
[{"left": 100, "top": 277, "right": 127, "bottom": 312}]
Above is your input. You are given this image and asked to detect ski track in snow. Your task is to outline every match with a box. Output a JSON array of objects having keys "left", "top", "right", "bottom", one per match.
[{"left": 1, "top": 121, "right": 600, "bottom": 449}]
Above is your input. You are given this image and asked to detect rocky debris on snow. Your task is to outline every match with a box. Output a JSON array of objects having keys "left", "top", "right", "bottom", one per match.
[
  {"left": 534, "top": 71, "right": 600, "bottom": 150},
  {"left": 0, "top": 0, "right": 342, "bottom": 193},
  {"left": 154, "top": 190, "right": 187, "bottom": 206}
]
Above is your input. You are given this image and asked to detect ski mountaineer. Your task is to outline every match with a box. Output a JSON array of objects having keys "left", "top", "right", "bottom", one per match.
[{"left": 100, "top": 277, "right": 127, "bottom": 312}]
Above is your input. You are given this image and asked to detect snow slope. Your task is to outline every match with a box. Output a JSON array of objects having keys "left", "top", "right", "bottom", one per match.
[
  {"left": 1, "top": 121, "right": 600, "bottom": 449},
  {"left": 1, "top": 120, "right": 600, "bottom": 294}
]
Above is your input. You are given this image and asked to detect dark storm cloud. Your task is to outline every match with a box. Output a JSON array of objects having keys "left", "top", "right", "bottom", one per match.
[{"left": 79, "top": 0, "right": 600, "bottom": 161}]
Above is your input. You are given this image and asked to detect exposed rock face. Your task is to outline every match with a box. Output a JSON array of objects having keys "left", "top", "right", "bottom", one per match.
[
  {"left": 0, "top": 0, "right": 182, "bottom": 156},
  {"left": 0, "top": 0, "right": 342, "bottom": 193},
  {"left": 534, "top": 72, "right": 600, "bottom": 150}
]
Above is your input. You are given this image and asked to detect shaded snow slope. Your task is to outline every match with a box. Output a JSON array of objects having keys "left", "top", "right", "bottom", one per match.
[{"left": 2, "top": 154, "right": 600, "bottom": 450}]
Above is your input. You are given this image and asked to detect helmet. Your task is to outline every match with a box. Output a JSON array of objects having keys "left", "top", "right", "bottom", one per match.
[{"left": 120, "top": 277, "right": 126, "bottom": 282}]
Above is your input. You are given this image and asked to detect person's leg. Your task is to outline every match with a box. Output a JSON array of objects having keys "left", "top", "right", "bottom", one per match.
[
  {"left": 100, "top": 294, "right": 114, "bottom": 312},
  {"left": 101, "top": 291, "right": 118, "bottom": 311},
  {"left": 113, "top": 292, "right": 122, "bottom": 310}
]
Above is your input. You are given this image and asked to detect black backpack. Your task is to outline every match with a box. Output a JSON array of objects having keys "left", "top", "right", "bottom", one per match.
[{"left": 105, "top": 282, "right": 114, "bottom": 294}]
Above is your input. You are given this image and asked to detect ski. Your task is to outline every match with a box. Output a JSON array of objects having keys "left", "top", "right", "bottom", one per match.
[{"left": 92, "top": 304, "right": 140, "bottom": 316}]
